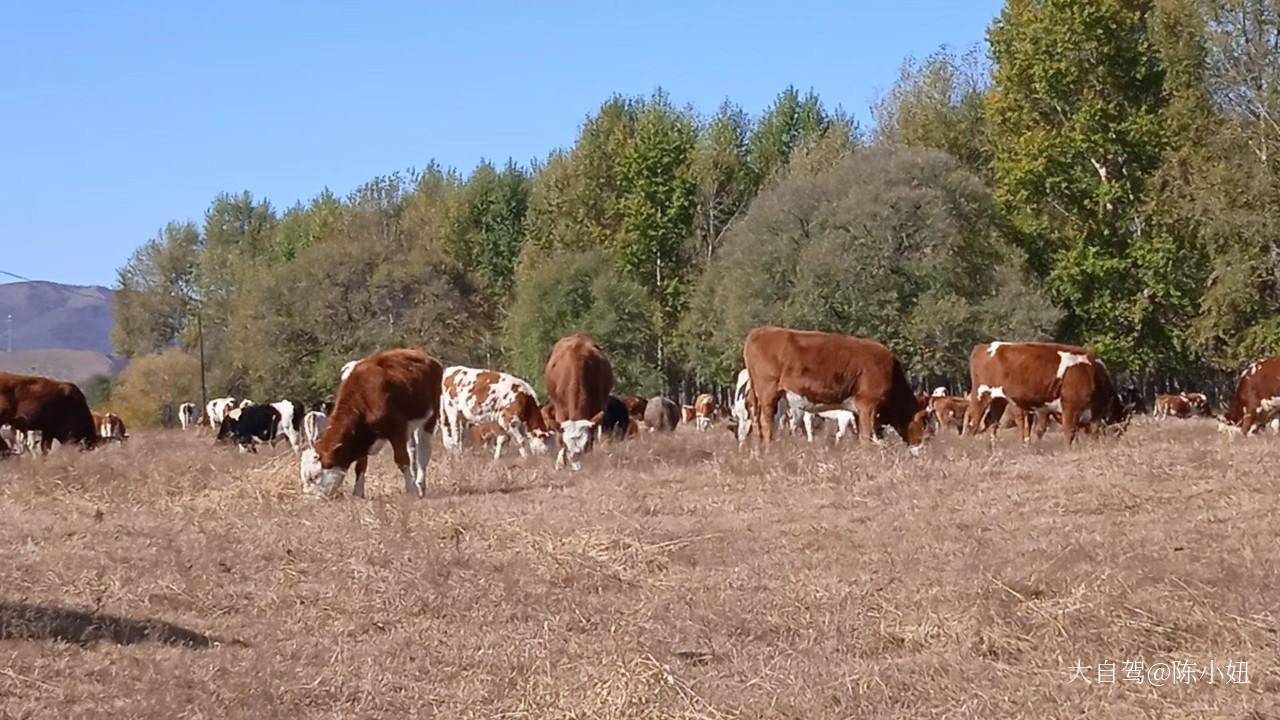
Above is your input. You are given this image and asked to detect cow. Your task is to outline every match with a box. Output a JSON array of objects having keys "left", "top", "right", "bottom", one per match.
[
  {"left": 743, "top": 328, "right": 930, "bottom": 451},
  {"left": 217, "top": 404, "right": 282, "bottom": 453},
  {"left": 0, "top": 372, "right": 98, "bottom": 455},
  {"left": 439, "top": 366, "right": 555, "bottom": 460},
  {"left": 644, "top": 396, "right": 680, "bottom": 432},
  {"left": 964, "top": 341, "right": 1128, "bottom": 445},
  {"left": 206, "top": 397, "right": 236, "bottom": 428},
  {"left": 0, "top": 425, "right": 30, "bottom": 457},
  {"left": 270, "top": 400, "right": 306, "bottom": 451},
  {"left": 97, "top": 412, "right": 127, "bottom": 443},
  {"left": 693, "top": 393, "right": 719, "bottom": 431},
  {"left": 301, "top": 348, "right": 441, "bottom": 498},
  {"left": 1154, "top": 394, "right": 1197, "bottom": 419},
  {"left": 621, "top": 395, "right": 648, "bottom": 423},
  {"left": 801, "top": 409, "right": 857, "bottom": 443},
  {"left": 680, "top": 405, "right": 696, "bottom": 425},
  {"left": 178, "top": 402, "right": 198, "bottom": 430},
  {"left": 928, "top": 394, "right": 970, "bottom": 435},
  {"left": 1218, "top": 357, "right": 1280, "bottom": 436},
  {"left": 302, "top": 410, "right": 327, "bottom": 448},
  {"left": 727, "top": 368, "right": 789, "bottom": 447},
  {"left": 1183, "top": 392, "right": 1210, "bottom": 416},
  {"left": 598, "top": 395, "right": 634, "bottom": 440},
  {"left": 544, "top": 334, "right": 614, "bottom": 471}
]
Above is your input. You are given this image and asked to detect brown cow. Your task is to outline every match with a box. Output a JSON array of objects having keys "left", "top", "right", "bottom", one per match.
[
  {"left": 621, "top": 395, "right": 648, "bottom": 423},
  {"left": 743, "top": 327, "right": 930, "bottom": 450},
  {"left": 1153, "top": 393, "right": 1199, "bottom": 420},
  {"left": 693, "top": 393, "right": 719, "bottom": 431},
  {"left": 1182, "top": 392, "right": 1210, "bottom": 416},
  {"left": 644, "top": 396, "right": 680, "bottom": 432},
  {"left": 544, "top": 334, "right": 614, "bottom": 470},
  {"left": 0, "top": 372, "right": 97, "bottom": 455},
  {"left": 97, "top": 412, "right": 127, "bottom": 443},
  {"left": 964, "top": 341, "right": 1127, "bottom": 445},
  {"left": 928, "top": 395, "right": 969, "bottom": 435},
  {"left": 1219, "top": 357, "right": 1280, "bottom": 436},
  {"left": 300, "top": 348, "right": 443, "bottom": 498}
]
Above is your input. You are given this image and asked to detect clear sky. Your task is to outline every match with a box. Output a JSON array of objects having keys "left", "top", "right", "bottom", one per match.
[{"left": 1, "top": 1, "right": 1003, "bottom": 288}]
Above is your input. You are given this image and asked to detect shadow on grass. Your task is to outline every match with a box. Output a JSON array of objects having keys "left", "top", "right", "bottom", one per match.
[{"left": 0, "top": 601, "right": 242, "bottom": 648}]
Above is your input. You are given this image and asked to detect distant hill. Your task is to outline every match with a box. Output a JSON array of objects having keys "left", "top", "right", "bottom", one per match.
[{"left": 0, "top": 281, "right": 120, "bottom": 383}]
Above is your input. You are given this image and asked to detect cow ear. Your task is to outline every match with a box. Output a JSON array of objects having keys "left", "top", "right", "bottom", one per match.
[{"left": 589, "top": 411, "right": 605, "bottom": 426}]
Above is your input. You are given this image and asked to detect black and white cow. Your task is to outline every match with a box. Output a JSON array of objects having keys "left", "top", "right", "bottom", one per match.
[{"left": 217, "top": 404, "right": 282, "bottom": 453}]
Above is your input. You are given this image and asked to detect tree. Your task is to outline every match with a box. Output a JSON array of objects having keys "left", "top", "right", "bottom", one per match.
[
  {"left": 505, "top": 249, "right": 663, "bottom": 396},
  {"left": 987, "top": 0, "right": 1191, "bottom": 368},
  {"left": 681, "top": 146, "right": 1059, "bottom": 383},
  {"left": 81, "top": 374, "right": 115, "bottom": 408},
  {"left": 747, "top": 87, "right": 832, "bottom": 185},
  {"left": 112, "top": 221, "right": 202, "bottom": 358},
  {"left": 692, "top": 102, "right": 754, "bottom": 265},
  {"left": 873, "top": 45, "right": 992, "bottom": 178},
  {"left": 455, "top": 160, "right": 530, "bottom": 295},
  {"left": 109, "top": 349, "right": 201, "bottom": 427}
]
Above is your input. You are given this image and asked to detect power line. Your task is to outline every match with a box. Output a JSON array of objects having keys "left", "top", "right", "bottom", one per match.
[{"left": 0, "top": 269, "right": 112, "bottom": 303}]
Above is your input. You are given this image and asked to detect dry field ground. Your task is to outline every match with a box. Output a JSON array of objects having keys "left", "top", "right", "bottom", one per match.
[{"left": 1, "top": 419, "right": 1277, "bottom": 719}]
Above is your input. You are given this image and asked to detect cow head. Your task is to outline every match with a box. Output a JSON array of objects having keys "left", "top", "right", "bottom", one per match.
[
  {"left": 904, "top": 408, "right": 933, "bottom": 454},
  {"left": 300, "top": 447, "right": 347, "bottom": 497},
  {"left": 558, "top": 419, "right": 597, "bottom": 458}
]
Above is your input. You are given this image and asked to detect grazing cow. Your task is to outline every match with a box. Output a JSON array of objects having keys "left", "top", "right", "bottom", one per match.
[
  {"left": 1218, "top": 357, "right": 1280, "bottom": 436},
  {"left": 270, "top": 400, "right": 306, "bottom": 451},
  {"left": 680, "top": 405, "right": 696, "bottom": 425},
  {"left": 97, "top": 412, "right": 127, "bottom": 443},
  {"left": 964, "top": 341, "right": 1128, "bottom": 445},
  {"left": 0, "top": 372, "right": 98, "bottom": 455},
  {"left": 1154, "top": 393, "right": 1197, "bottom": 419},
  {"left": 217, "top": 404, "right": 282, "bottom": 453},
  {"left": 544, "top": 334, "right": 614, "bottom": 471},
  {"left": 178, "top": 402, "right": 198, "bottom": 430},
  {"left": 693, "top": 393, "right": 718, "bottom": 431},
  {"left": 743, "top": 327, "right": 930, "bottom": 450},
  {"left": 598, "top": 395, "right": 634, "bottom": 440},
  {"left": 206, "top": 397, "right": 236, "bottom": 428},
  {"left": 621, "top": 395, "right": 648, "bottom": 423},
  {"left": 644, "top": 396, "right": 680, "bottom": 432},
  {"left": 302, "top": 410, "right": 327, "bottom": 448},
  {"left": 928, "top": 395, "right": 970, "bottom": 435},
  {"left": 301, "top": 348, "right": 442, "bottom": 498},
  {"left": 1183, "top": 392, "right": 1210, "bottom": 416},
  {"left": 439, "top": 366, "right": 555, "bottom": 460}
]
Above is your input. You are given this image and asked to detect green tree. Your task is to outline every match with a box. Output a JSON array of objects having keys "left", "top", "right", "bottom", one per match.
[
  {"left": 692, "top": 102, "right": 754, "bottom": 265},
  {"left": 110, "top": 349, "right": 201, "bottom": 427},
  {"left": 455, "top": 160, "right": 530, "bottom": 295},
  {"left": 112, "top": 221, "right": 202, "bottom": 358},
  {"left": 747, "top": 86, "right": 831, "bottom": 185},
  {"left": 505, "top": 249, "right": 662, "bottom": 396}
]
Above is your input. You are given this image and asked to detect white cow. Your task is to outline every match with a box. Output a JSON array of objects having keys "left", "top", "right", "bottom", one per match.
[
  {"left": 302, "top": 410, "right": 327, "bottom": 448},
  {"left": 206, "top": 397, "right": 237, "bottom": 428},
  {"left": 440, "top": 366, "right": 555, "bottom": 460},
  {"left": 178, "top": 402, "right": 198, "bottom": 430}
]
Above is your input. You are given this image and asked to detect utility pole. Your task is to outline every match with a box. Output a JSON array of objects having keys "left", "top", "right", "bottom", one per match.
[{"left": 197, "top": 307, "right": 207, "bottom": 413}]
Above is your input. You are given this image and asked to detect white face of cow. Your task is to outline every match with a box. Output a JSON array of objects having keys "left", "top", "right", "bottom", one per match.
[
  {"left": 559, "top": 419, "right": 596, "bottom": 456},
  {"left": 300, "top": 448, "right": 346, "bottom": 497}
]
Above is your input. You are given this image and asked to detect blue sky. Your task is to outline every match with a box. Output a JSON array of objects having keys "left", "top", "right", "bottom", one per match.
[{"left": 1, "top": 1, "right": 1002, "bottom": 287}]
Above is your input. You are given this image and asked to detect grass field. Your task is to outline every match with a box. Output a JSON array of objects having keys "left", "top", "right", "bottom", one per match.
[{"left": 1, "top": 420, "right": 1277, "bottom": 719}]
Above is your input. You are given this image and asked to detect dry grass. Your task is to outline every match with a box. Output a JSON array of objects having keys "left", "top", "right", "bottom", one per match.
[{"left": 1, "top": 420, "right": 1277, "bottom": 719}]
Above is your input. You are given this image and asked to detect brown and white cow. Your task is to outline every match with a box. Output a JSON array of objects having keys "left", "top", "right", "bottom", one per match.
[
  {"left": 743, "top": 327, "right": 930, "bottom": 451},
  {"left": 621, "top": 395, "right": 648, "bottom": 424},
  {"left": 1183, "top": 392, "right": 1210, "bottom": 416},
  {"left": 1219, "top": 357, "right": 1280, "bottom": 436},
  {"left": 439, "top": 366, "right": 555, "bottom": 460},
  {"left": 680, "top": 404, "right": 696, "bottom": 425},
  {"left": 693, "top": 393, "right": 719, "bottom": 431},
  {"left": 544, "top": 334, "right": 614, "bottom": 470},
  {"left": 964, "top": 341, "right": 1127, "bottom": 445},
  {"left": 1153, "top": 393, "right": 1208, "bottom": 420},
  {"left": 928, "top": 394, "right": 970, "bottom": 435},
  {"left": 0, "top": 372, "right": 98, "bottom": 454},
  {"left": 97, "top": 412, "right": 127, "bottom": 443},
  {"left": 300, "top": 348, "right": 443, "bottom": 498}
]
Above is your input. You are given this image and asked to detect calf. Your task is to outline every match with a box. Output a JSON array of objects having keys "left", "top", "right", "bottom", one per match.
[
  {"left": 0, "top": 371, "right": 98, "bottom": 454},
  {"left": 928, "top": 395, "right": 969, "bottom": 435},
  {"left": 621, "top": 395, "right": 648, "bottom": 424},
  {"left": 97, "top": 412, "right": 127, "bottom": 443},
  {"left": 178, "top": 402, "right": 198, "bottom": 430},
  {"left": 693, "top": 393, "right": 718, "bottom": 431},
  {"left": 728, "top": 368, "right": 788, "bottom": 447},
  {"left": 743, "top": 328, "right": 929, "bottom": 450},
  {"left": 301, "top": 348, "right": 442, "bottom": 498},
  {"left": 598, "top": 395, "right": 633, "bottom": 441},
  {"left": 680, "top": 405, "right": 696, "bottom": 425},
  {"left": 439, "top": 366, "right": 554, "bottom": 460},
  {"left": 218, "top": 404, "right": 281, "bottom": 453},
  {"left": 270, "top": 400, "right": 306, "bottom": 451},
  {"left": 801, "top": 409, "right": 857, "bottom": 443},
  {"left": 544, "top": 334, "right": 614, "bottom": 470}
]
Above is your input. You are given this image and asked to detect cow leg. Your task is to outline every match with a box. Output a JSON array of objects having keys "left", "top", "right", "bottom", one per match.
[
  {"left": 351, "top": 456, "right": 370, "bottom": 498},
  {"left": 757, "top": 387, "right": 783, "bottom": 444},
  {"left": 494, "top": 433, "right": 509, "bottom": 460},
  {"left": 1240, "top": 412, "right": 1256, "bottom": 437},
  {"left": 1015, "top": 409, "right": 1032, "bottom": 444},
  {"left": 854, "top": 398, "right": 877, "bottom": 444},
  {"left": 410, "top": 426, "right": 432, "bottom": 496},
  {"left": 1061, "top": 406, "right": 1081, "bottom": 447},
  {"left": 802, "top": 412, "right": 816, "bottom": 443}
]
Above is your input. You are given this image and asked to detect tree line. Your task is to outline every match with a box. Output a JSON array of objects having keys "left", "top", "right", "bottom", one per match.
[{"left": 109, "top": 0, "right": 1280, "bottom": 425}]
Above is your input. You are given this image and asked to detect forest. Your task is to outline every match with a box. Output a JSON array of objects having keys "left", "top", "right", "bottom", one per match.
[{"left": 107, "top": 0, "right": 1280, "bottom": 425}]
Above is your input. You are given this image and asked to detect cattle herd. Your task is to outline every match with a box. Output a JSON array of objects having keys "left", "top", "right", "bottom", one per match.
[{"left": 4, "top": 327, "right": 1280, "bottom": 496}]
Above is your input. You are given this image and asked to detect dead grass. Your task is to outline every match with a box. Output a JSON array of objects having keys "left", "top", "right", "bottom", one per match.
[{"left": 1, "top": 420, "right": 1277, "bottom": 719}]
